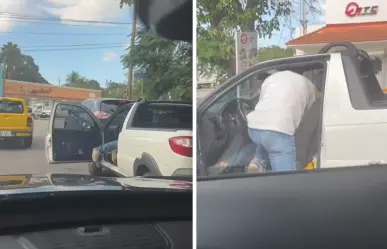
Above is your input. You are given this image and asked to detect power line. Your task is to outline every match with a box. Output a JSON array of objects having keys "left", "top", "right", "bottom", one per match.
[
  {"left": 20, "top": 42, "right": 126, "bottom": 48},
  {"left": 0, "top": 31, "right": 127, "bottom": 36},
  {"left": 0, "top": 12, "right": 132, "bottom": 25},
  {"left": 0, "top": 18, "right": 129, "bottom": 28}
]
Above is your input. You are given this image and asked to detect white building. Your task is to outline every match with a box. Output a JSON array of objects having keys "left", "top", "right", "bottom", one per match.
[{"left": 287, "top": 0, "right": 386, "bottom": 87}]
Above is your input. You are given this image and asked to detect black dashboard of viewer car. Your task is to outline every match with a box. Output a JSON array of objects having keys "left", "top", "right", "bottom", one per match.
[
  {"left": 197, "top": 165, "right": 387, "bottom": 249},
  {"left": 0, "top": 190, "right": 192, "bottom": 249}
]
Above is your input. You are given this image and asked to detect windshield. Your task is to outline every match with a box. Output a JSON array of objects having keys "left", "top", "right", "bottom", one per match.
[
  {"left": 0, "top": 0, "right": 192, "bottom": 193},
  {"left": 0, "top": 100, "right": 24, "bottom": 114},
  {"left": 100, "top": 100, "right": 130, "bottom": 115}
]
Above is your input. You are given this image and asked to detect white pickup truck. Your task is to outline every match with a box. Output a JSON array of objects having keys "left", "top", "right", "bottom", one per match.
[
  {"left": 197, "top": 42, "right": 387, "bottom": 176},
  {"left": 45, "top": 100, "right": 193, "bottom": 177}
]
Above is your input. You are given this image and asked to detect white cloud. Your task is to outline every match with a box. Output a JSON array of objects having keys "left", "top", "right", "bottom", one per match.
[
  {"left": 43, "top": 0, "right": 126, "bottom": 24},
  {"left": 103, "top": 51, "right": 118, "bottom": 62},
  {"left": 0, "top": 0, "right": 29, "bottom": 32}
]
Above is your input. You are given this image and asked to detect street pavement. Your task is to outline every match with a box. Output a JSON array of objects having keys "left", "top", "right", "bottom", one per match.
[{"left": 0, "top": 119, "right": 89, "bottom": 175}]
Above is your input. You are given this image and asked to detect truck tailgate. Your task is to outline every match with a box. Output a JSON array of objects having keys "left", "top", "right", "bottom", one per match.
[
  {"left": 0, "top": 113, "right": 27, "bottom": 130},
  {"left": 0, "top": 99, "right": 28, "bottom": 131}
]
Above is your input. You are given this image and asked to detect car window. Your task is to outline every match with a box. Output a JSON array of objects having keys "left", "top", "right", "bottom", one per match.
[
  {"left": 27, "top": 107, "right": 32, "bottom": 113},
  {"left": 107, "top": 105, "right": 132, "bottom": 127},
  {"left": 132, "top": 104, "right": 192, "bottom": 129},
  {"left": 53, "top": 105, "right": 98, "bottom": 131},
  {"left": 0, "top": 100, "right": 24, "bottom": 114},
  {"left": 100, "top": 100, "right": 130, "bottom": 115},
  {"left": 81, "top": 100, "right": 97, "bottom": 113}
]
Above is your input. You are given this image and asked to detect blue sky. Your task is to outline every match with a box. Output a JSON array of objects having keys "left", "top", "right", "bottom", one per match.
[
  {"left": 1, "top": 0, "right": 325, "bottom": 87},
  {"left": 0, "top": 0, "right": 133, "bottom": 87}
]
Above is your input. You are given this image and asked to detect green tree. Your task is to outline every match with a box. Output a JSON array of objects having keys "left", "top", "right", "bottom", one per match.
[
  {"left": 121, "top": 27, "right": 192, "bottom": 101},
  {"left": 65, "top": 71, "right": 81, "bottom": 86},
  {"left": 64, "top": 71, "right": 101, "bottom": 90},
  {"left": 0, "top": 42, "right": 48, "bottom": 83},
  {"left": 257, "top": 46, "right": 294, "bottom": 62},
  {"left": 197, "top": 0, "right": 319, "bottom": 81},
  {"left": 102, "top": 80, "right": 128, "bottom": 98}
]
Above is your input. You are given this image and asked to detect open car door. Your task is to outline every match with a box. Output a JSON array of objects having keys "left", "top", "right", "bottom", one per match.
[{"left": 46, "top": 103, "right": 103, "bottom": 164}]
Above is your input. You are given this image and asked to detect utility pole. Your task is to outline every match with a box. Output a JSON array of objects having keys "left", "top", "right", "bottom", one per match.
[
  {"left": 127, "top": 2, "right": 138, "bottom": 100},
  {"left": 301, "top": 0, "right": 308, "bottom": 36}
]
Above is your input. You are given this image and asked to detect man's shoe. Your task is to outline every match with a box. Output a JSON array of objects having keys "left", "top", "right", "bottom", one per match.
[{"left": 246, "top": 163, "right": 265, "bottom": 173}]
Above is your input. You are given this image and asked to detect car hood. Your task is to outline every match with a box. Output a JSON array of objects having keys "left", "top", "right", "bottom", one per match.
[{"left": 0, "top": 174, "right": 192, "bottom": 195}]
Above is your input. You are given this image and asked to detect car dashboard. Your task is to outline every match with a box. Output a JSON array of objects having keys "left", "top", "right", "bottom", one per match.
[
  {"left": 0, "top": 221, "right": 191, "bottom": 249},
  {"left": 0, "top": 189, "right": 192, "bottom": 249}
]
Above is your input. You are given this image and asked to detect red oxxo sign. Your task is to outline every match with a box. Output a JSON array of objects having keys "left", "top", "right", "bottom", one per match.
[{"left": 345, "top": 2, "right": 378, "bottom": 17}]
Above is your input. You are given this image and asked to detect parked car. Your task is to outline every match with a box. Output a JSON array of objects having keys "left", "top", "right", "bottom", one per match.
[
  {"left": 45, "top": 100, "right": 193, "bottom": 177},
  {"left": 27, "top": 107, "right": 33, "bottom": 117},
  {"left": 0, "top": 97, "right": 33, "bottom": 148},
  {"left": 197, "top": 42, "right": 387, "bottom": 176},
  {"left": 80, "top": 98, "right": 133, "bottom": 122},
  {"left": 39, "top": 109, "right": 52, "bottom": 118}
]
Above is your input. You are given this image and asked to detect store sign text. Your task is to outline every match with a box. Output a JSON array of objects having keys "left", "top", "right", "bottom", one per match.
[
  {"left": 19, "top": 86, "right": 52, "bottom": 95},
  {"left": 345, "top": 2, "right": 378, "bottom": 17}
]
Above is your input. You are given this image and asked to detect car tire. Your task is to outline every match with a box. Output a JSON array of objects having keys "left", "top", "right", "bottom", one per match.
[
  {"left": 88, "top": 162, "right": 102, "bottom": 176},
  {"left": 22, "top": 136, "right": 33, "bottom": 148}
]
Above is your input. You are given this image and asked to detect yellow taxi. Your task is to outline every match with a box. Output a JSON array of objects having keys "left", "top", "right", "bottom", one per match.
[{"left": 0, "top": 97, "right": 34, "bottom": 148}]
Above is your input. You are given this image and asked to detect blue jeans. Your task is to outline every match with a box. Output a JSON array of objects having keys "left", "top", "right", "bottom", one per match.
[
  {"left": 98, "top": 141, "right": 118, "bottom": 160},
  {"left": 248, "top": 128, "right": 296, "bottom": 172}
]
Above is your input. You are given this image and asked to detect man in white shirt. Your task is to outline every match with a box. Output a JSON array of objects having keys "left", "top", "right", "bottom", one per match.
[{"left": 246, "top": 70, "right": 316, "bottom": 172}]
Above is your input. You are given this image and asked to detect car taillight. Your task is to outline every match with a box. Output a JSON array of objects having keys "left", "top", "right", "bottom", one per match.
[
  {"left": 27, "top": 117, "right": 33, "bottom": 127},
  {"left": 94, "top": 111, "right": 110, "bottom": 119},
  {"left": 168, "top": 136, "right": 192, "bottom": 157}
]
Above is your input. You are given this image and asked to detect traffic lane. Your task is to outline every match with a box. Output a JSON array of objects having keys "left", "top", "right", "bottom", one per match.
[{"left": 0, "top": 119, "right": 89, "bottom": 175}]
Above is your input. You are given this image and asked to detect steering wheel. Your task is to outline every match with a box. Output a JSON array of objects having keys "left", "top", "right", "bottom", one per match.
[
  {"left": 238, "top": 99, "right": 255, "bottom": 122},
  {"left": 220, "top": 98, "right": 255, "bottom": 124}
]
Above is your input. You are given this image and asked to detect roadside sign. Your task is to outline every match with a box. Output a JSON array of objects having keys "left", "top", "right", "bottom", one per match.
[
  {"left": 235, "top": 32, "right": 258, "bottom": 98},
  {"left": 235, "top": 32, "right": 258, "bottom": 74},
  {"left": 134, "top": 72, "right": 147, "bottom": 79}
]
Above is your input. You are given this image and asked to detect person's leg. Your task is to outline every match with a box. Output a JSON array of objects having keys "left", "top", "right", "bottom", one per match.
[
  {"left": 103, "top": 141, "right": 118, "bottom": 153},
  {"left": 247, "top": 128, "right": 269, "bottom": 172},
  {"left": 92, "top": 141, "right": 118, "bottom": 162},
  {"left": 261, "top": 131, "right": 296, "bottom": 172}
]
